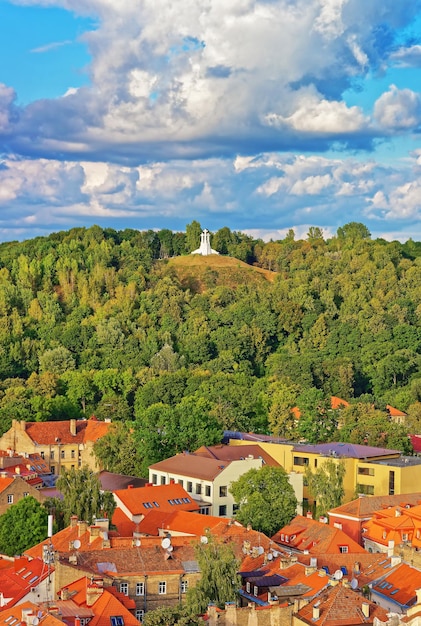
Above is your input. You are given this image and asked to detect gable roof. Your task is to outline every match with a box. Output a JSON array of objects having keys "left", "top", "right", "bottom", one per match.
[
  {"left": 193, "top": 444, "right": 279, "bottom": 466},
  {"left": 328, "top": 493, "right": 421, "bottom": 519},
  {"left": 272, "top": 516, "right": 366, "bottom": 555},
  {"left": 0, "top": 557, "right": 50, "bottom": 608},
  {"left": 386, "top": 404, "right": 407, "bottom": 418},
  {"left": 137, "top": 509, "right": 233, "bottom": 536},
  {"left": 59, "top": 577, "right": 139, "bottom": 626},
  {"left": 113, "top": 483, "right": 198, "bottom": 516},
  {"left": 149, "top": 453, "right": 238, "bottom": 480},
  {"left": 23, "top": 417, "right": 111, "bottom": 446},
  {"left": 295, "top": 582, "right": 389, "bottom": 625},
  {"left": 372, "top": 563, "right": 421, "bottom": 609},
  {"left": 0, "top": 601, "right": 64, "bottom": 626},
  {"left": 98, "top": 471, "right": 146, "bottom": 492},
  {"left": 0, "top": 476, "right": 14, "bottom": 493}
]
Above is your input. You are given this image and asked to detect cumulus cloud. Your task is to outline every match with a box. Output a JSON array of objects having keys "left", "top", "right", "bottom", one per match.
[
  {"left": 390, "top": 45, "right": 421, "bottom": 68},
  {"left": 374, "top": 85, "right": 421, "bottom": 131}
]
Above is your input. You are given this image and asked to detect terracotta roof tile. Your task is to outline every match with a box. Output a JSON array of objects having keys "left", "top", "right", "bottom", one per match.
[
  {"left": 0, "top": 557, "right": 51, "bottom": 608},
  {"left": 149, "top": 453, "right": 237, "bottom": 480},
  {"left": 273, "top": 516, "right": 365, "bottom": 555},
  {"left": 138, "top": 510, "right": 231, "bottom": 536},
  {"left": 0, "top": 477, "right": 14, "bottom": 493},
  {"left": 193, "top": 444, "right": 279, "bottom": 466},
  {"left": 329, "top": 493, "right": 421, "bottom": 518},
  {"left": 372, "top": 563, "right": 421, "bottom": 608},
  {"left": 0, "top": 601, "right": 64, "bottom": 626},
  {"left": 296, "top": 582, "right": 389, "bottom": 625},
  {"left": 24, "top": 417, "right": 110, "bottom": 445},
  {"left": 113, "top": 483, "right": 198, "bottom": 516}
]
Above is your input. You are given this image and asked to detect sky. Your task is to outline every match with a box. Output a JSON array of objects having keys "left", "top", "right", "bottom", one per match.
[{"left": 1, "top": 1, "right": 421, "bottom": 243}]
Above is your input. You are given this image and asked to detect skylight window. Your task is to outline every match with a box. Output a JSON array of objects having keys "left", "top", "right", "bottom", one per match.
[{"left": 390, "top": 589, "right": 400, "bottom": 595}]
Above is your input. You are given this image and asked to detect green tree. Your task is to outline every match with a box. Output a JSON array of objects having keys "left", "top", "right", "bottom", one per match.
[
  {"left": 296, "top": 388, "right": 338, "bottom": 443},
  {"left": 56, "top": 467, "right": 116, "bottom": 525},
  {"left": 93, "top": 422, "right": 142, "bottom": 475},
  {"left": 0, "top": 496, "right": 48, "bottom": 556},
  {"left": 185, "top": 221, "right": 202, "bottom": 253},
  {"left": 305, "top": 459, "right": 346, "bottom": 518},
  {"left": 39, "top": 346, "right": 76, "bottom": 375},
  {"left": 230, "top": 465, "right": 297, "bottom": 536},
  {"left": 143, "top": 605, "right": 199, "bottom": 626},
  {"left": 186, "top": 534, "right": 240, "bottom": 613}
]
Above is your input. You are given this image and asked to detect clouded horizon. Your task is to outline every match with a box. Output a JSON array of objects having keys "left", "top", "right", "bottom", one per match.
[{"left": 1, "top": 0, "right": 421, "bottom": 243}]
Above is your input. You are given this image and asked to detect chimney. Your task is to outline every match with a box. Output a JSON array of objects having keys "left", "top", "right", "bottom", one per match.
[
  {"left": 86, "top": 582, "right": 104, "bottom": 606},
  {"left": 89, "top": 525, "right": 101, "bottom": 543},
  {"left": 70, "top": 419, "right": 77, "bottom": 436},
  {"left": 362, "top": 602, "right": 370, "bottom": 618},
  {"left": 61, "top": 588, "right": 71, "bottom": 601},
  {"left": 416, "top": 588, "right": 421, "bottom": 605},
  {"left": 78, "top": 521, "right": 88, "bottom": 537},
  {"left": 313, "top": 606, "right": 320, "bottom": 619},
  {"left": 170, "top": 478, "right": 175, "bottom": 484},
  {"left": 75, "top": 619, "right": 81, "bottom": 626},
  {"left": 128, "top": 484, "right": 134, "bottom": 489},
  {"left": 70, "top": 515, "right": 78, "bottom": 528},
  {"left": 15, "top": 466, "right": 20, "bottom": 475}
]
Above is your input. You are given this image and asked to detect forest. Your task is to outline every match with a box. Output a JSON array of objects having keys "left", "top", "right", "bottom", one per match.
[{"left": 0, "top": 220, "right": 420, "bottom": 476}]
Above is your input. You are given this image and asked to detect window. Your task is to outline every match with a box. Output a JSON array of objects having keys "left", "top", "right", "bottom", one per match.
[
  {"left": 181, "top": 580, "right": 188, "bottom": 593},
  {"left": 233, "top": 504, "right": 239, "bottom": 514},
  {"left": 7, "top": 495, "right": 13, "bottom": 504},
  {"left": 314, "top": 459, "right": 318, "bottom": 468},
  {"left": 158, "top": 581, "right": 166, "bottom": 595},
  {"left": 119, "top": 583, "right": 129, "bottom": 596},
  {"left": 50, "top": 451, "right": 55, "bottom": 460},
  {"left": 110, "top": 618, "right": 124, "bottom": 626},
  {"left": 402, "top": 533, "right": 408, "bottom": 542},
  {"left": 40, "top": 451, "right": 45, "bottom": 459},
  {"left": 219, "top": 486, "right": 227, "bottom": 497},
  {"left": 50, "top": 466, "right": 55, "bottom": 474},
  {"left": 187, "top": 481, "right": 192, "bottom": 492},
  {"left": 339, "top": 546, "right": 348, "bottom": 553},
  {"left": 152, "top": 474, "right": 157, "bottom": 485},
  {"left": 357, "top": 484, "right": 374, "bottom": 495},
  {"left": 358, "top": 467, "right": 375, "bottom": 476},
  {"left": 61, "top": 450, "right": 65, "bottom": 459},
  {"left": 136, "top": 582, "right": 144, "bottom": 596},
  {"left": 160, "top": 476, "right": 166, "bottom": 485},
  {"left": 253, "top": 586, "right": 258, "bottom": 596},
  {"left": 23, "top": 492, "right": 29, "bottom": 498},
  {"left": 71, "top": 449, "right": 76, "bottom": 459},
  {"left": 219, "top": 505, "right": 227, "bottom": 516},
  {"left": 205, "top": 485, "right": 211, "bottom": 497},
  {"left": 293, "top": 456, "right": 309, "bottom": 466},
  {"left": 178, "top": 479, "right": 183, "bottom": 487},
  {"left": 135, "top": 611, "right": 144, "bottom": 622},
  {"left": 196, "top": 484, "right": 202, "bottom": 495},
  {"left": 389, "top": 471, "right": 395, "bottom": 496},
  {"left": 246, "top": 582, "right": 250, "bottom": 593}
]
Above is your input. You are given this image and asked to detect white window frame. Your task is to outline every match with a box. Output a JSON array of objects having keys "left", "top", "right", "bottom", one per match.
[
  {"left": 158, "top": 581, "right": 166, "bottom": 595},
  {"left": 7, "top": 494, "right": 13, "bottom": 504},
  {"left": 136, "top": 582, "right": 144, "bottom": 596},
  {"left": 119, "top": 582, "right": 129, "bottom": 596}
]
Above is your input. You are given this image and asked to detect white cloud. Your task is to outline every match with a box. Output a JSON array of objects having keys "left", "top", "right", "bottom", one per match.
[{"left": 374, "top": 85, "right": 421, "bottom": 131}]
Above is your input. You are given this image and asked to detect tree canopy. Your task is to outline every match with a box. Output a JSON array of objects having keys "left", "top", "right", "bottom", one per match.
[
  {"left": 230, "top": 465, "right": 297, "bottom": 537},
  {"left": 0, "top": 496, "right": 48, "bottom": 556},
  {"left": 56, "top": 467, "right": 116, "bottom": 525}
]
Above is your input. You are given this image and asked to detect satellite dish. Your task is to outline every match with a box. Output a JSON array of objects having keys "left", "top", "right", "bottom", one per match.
[
  {"left": 73, "top": 539, "right": 81, "bottom": 550},
  {"left": 32, "top": 619, "right": 39, "bottom": 626},
  {"left": 258, "top": 546, "right": 264, "bottom": 555},
  {"left": 135, "top": 539, "right": 141, "bottom": 547},
  {"left": 161, "top": 537, "right": 171, "bottom": 549},
  {"left": 267, "top": 553, "right": 273, "bottom": 561},
  {"left": 351, "top": 578, "right": 358, "bottom": 590},
  {"left": 167, "top": 545, "right": 174, "bottom": 552},
  {"left": 200, "top": 536, "right": 208, "bottom": 544},
  {"left": 334, "top": 569, "right": 343, "bottom": 580}
]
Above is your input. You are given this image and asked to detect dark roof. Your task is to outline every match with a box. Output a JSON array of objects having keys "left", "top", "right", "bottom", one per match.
[
  {"left": 98, "top": 471, "right": 147, "bottom": 491},
  {"left": 292, "top": 442, "right": 400, "bottom": 459}
]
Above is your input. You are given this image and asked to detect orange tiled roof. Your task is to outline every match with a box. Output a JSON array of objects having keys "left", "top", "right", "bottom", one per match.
[
  {"left": 373, "top": 563, "right": 421, "bottom": 608},
  {"left": 113, "top": 483, "right": 199, "bottom": 516},
  {"left": 0, "top": 476, "right": 14, "bottom": 493},
  {"left": 23, "top": 417, "right": 111, "bottom": 446},
  {"left": 59, "top": 577, "right": 139, "bottom": 626},
  {"left": 0, "top": 557, "right": 51, "bottom": 608},
  {"left": 386, "top": 404, "right": 407, "bottom": 417},
  {"left": 111, "top": 507, "right": 137, "bottom": 537},
  {"left": 273, "top": 516, "right": 366, "bottom": 555},
  {"left": 329, "top": 493, "right": 421, "bottom": 519},
  {"left": 292, "top": 397, "right": 349, "bottom": 420},
  {"left": 0, "top": 601, "right": 64, "bottom": 626},
  {"left": 296, "top": 582, "right": 389, "bottom": 625},
  {"left": 138, "top": 509, "right": 232, "bottom": 537}
]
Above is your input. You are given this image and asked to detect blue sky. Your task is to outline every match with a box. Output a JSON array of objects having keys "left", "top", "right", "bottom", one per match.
[{"left": 1, "top": 1, "right": 421, "bottom": 243}]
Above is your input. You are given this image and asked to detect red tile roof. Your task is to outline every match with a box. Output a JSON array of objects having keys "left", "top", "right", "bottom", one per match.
[
  {"left": 372, "top": 563, "right": 421, "bottom": 608},
  {"left": 0, "top": 476, "right": 14, "bottom": 493},
  {"left": 296, "top": 582, "right": 389, "bottom": 625},
  {"left": 138, "top": 509, "right": 234, "bottom": 536},
  {"left": 329, "top": 493, "right": 421, "bottom": 519},
  {"left": 0, "top": 601, "right": 64, "bottom": 626},
  {"left": 0, "top": 557, "right": 51, "bottom": 608},
  {"left": 23, "top": 417, "right": 111, "bottom": 445},
  {"left": 113, "top": 483, "right": 199, "bottom": 516},
  {"left": 386, "top": 405, "right": 407, "bottom": 418},
  {"left": 273, "top": 516, "right": 366, "bottom": 555}
]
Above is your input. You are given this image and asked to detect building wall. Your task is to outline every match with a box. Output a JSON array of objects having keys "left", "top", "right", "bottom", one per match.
[
  {"left": 0, "top": 420, "right": 100, "bottom": 475},
  {"left": 207, "top": 601, "right": 294, "bottom": 626},
  {"left": 0, "top": 477, "right": 44, "bottom": 516}
]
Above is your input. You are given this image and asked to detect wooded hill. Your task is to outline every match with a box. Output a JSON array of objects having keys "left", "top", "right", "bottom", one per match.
[{"left": 0, "top": 220, "right": 420, "bottom": 475}]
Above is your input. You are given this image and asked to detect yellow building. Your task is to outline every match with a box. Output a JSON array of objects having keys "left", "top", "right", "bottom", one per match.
[
  {"left": 0, "top": 417, "right": 112, "bottom": 474},
  {"left": 229, "top": 438, "right": 415, "bottom": 510}
]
